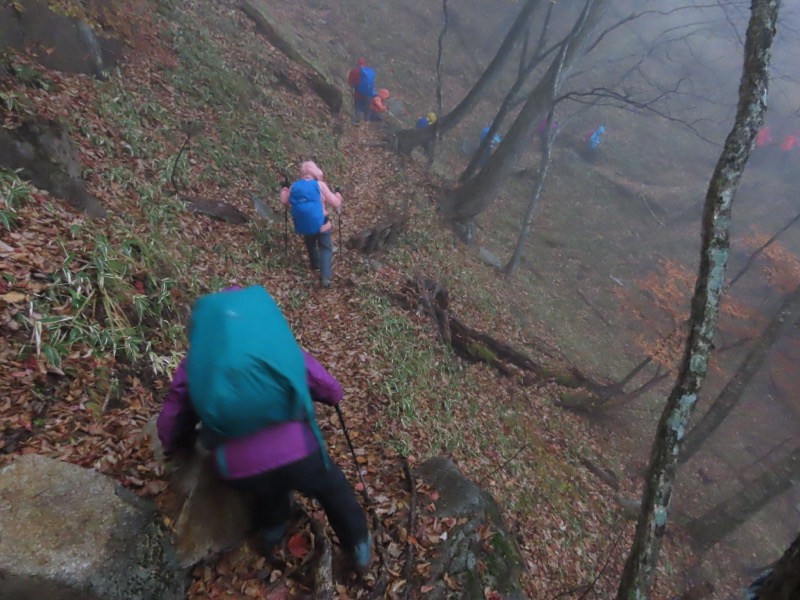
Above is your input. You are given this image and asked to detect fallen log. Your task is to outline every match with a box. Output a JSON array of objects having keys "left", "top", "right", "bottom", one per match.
[
  {"left": 347, "top": 213, "right": 409, "bottom": 254},
  {"left": 182, "top": 196, "right": 249, "bottom": 224},
  {"left": 240, "top": 0, "right": 342, "bottom": 114},
  {"left": 392, "top": 276, "right": 611, "bottom": 394}
]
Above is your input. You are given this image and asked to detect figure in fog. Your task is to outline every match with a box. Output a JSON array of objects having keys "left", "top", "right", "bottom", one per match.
[
  {"left": 416, "top": 111, "right": 437, "bottom": 157},
  {"left": 477, "top": 125, "right": 502, "bottom": 169},
  {"left": 368, "top": 88, "right": 390, "bottom": 121},
  {"left": 348, "top": 58, "right": 375, "bottom": 123}
]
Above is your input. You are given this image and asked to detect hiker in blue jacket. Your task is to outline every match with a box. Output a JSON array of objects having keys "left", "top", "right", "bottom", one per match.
[
  {"left": 477, "top": 125, "right": 502, "bottom": 169},
  {"left": 348, "top": 58, "right": 376, "bottom": 122},
  {"left": 588, "top": 124, "right": 605, "bottom": 151},
  {"left": 280, "top": 161, "right": 342, "bottom": 288},
  {"left": 416, "top": 112, "right": 436, "bottom": 157}
]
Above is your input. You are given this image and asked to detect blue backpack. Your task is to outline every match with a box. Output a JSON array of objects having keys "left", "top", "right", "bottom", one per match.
[
  {"left": 289, "top": 180, "right": 325, "bottom": 235},
  {"left": 186, "top": 286, "right": 327, "bottom": 470},
  {"left": 355, "top": 66, "right": 376, "bottom": 98}
]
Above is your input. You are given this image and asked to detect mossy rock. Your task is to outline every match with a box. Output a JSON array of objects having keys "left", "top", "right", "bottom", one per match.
[
  {"left": 414, "top": 457, "right": 525, "bottom": 599},
  {"left": 466, "top": 341, "right": 498, "bottom": 364}
]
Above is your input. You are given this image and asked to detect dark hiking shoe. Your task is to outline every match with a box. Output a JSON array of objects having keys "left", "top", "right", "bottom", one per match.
[
  {"left": 257, "top": 524, "right": 287, "bottom": 557},
  {"left": 349, "top": 533, "right": 372, "bottom": 575},
  {"left": 321, "top": 278, "right": 332, "bottom": 289}
]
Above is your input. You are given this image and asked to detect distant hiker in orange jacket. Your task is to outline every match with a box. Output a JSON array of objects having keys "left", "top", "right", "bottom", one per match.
[{"left": 369, "top": 89, "right": 390, "bottom": 122}]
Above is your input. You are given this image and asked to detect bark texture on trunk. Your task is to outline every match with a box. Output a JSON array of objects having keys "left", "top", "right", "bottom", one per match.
[{"left": 616, "top": 2, "right": 780, "bottom": 598}]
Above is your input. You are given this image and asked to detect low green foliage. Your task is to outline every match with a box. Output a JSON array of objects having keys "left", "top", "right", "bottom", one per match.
[
  {"left": 27, "top": 226, "right": 183, "bottom": 370},
  {"left": 0, "top": 169, "right": 32, "bottom": 230},
  {"left": 361, "top": 293, "right": 465, "bottom": 450}
]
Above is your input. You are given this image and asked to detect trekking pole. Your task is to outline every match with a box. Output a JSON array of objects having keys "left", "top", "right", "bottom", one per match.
[
  {"left": 335, "top": 404, "right": 371, "bottom": 504},
  {"left": 281, "top": 174, "right": 290, "bottom": 256},
  {"left": 283, "top": 207, "right": 288, "bottom": 256},
  {"left": 334, "top": 186, "right": 343, "bottom": 252}
]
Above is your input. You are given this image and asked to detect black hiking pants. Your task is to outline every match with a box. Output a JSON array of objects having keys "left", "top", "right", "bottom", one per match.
[{"left": 227, "top": 452, "right": 369, "bottom": 551}]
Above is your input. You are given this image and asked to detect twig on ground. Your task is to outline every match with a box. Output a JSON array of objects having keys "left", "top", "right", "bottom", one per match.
[
  {"left": 483, "top": 444, "right": 529, "bottom": 485},
  {"left": 575, "top": 519, "right": 626, "bottom": 600},
  {"left": 639, "top": 192, "right": 666, "bottom": 227}
]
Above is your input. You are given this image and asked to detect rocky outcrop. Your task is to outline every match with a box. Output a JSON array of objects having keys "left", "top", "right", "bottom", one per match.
[
  {"left": 0, "top": 119, "right": 107, "bottom": 217},
  {"left": 0, "top": 455, "right": 185, "bottom": 600},
  {"left": 415, "top": 457, "right": 526, "bottom": 599},
  {"left": 0, "top": 0, "right": 121, "bottom": 79},
  {"left": 168, "top": 450, "right": 255, "bottom": 567}
]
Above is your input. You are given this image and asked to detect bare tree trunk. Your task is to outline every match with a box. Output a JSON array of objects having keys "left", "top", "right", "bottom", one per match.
[
  {"left": 459, "top": 1, "right": 556, "bottom": 182},
  {"left": 748, "top": 531, "right": 800, "bottom": 600},
  {"left": 503, "top": 105, "right": 558, "bottom": 275},
  {"left": 688, "top": 447, "right": 800, "bottom": 552},
  {"left": 429, "top": 0, "right": 449, "bottom": 165},
  {"left": 394, "top": 0, "right": 543, "bottom": 155},
  {"left": 440, "top": 0, "right": 607, "bottom": 226},
  {"left": 616, "top": 2, "right": 780, "bottom": 598},
  {"left": 679, "top": 282, "right": 800, "bottom": 464}
]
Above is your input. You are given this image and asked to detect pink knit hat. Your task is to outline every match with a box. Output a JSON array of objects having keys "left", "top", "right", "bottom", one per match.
[{"left": 300, "top": 161, "right": 324, "bottom": 180}]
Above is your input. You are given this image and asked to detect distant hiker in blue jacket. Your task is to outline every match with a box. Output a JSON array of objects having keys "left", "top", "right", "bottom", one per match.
[
  {"left": 348, "top": 58, "right": 376, "bottom": 122},
  {"left": 588, "top": 124, "right": 605, "bottom": 151},
  {"left": 280, "top": 161, "right": 342, "bottom": 288},
  {"left": 478, "top": 125, "right": 502, "bottom": 168},
  {"left": 416, "top": 111, "right": 437, "bottom": 157}
]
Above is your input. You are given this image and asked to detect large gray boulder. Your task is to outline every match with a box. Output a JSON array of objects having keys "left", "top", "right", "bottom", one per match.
[
  {"left": 415, "top": 457, "right": 526, "bottom": 599},
  {"left": 0, "top": 119, "right": 106, "bottom": 217},
  {"left": 0, "top": 455, "right": 185, "bottom": 600},
  {"left": 1, "top": 0, "right": 121, "bottom": 79}
]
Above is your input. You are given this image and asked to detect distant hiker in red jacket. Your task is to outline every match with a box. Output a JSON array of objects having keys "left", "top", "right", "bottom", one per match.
[
  {"left": 755, "top": 126, "right": 773, "bottom": 149},
  {"left": 369, "top": 89, "right": 390, "bottom": 122},
  {"left": 348, "top": 58, "right": 375, "bottom": 122},
  {"left": 780, "top": 133, "right": 798, "bottom": 165}
]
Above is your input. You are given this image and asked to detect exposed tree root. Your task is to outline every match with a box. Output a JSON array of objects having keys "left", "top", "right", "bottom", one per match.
[{"left": 346, "top": 213, "right": 410, "bottom": 255}]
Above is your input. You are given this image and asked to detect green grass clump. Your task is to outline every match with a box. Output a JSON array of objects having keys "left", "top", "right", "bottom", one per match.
[{"left": 0, "top": 169, "right": 32, "bottom": 230}]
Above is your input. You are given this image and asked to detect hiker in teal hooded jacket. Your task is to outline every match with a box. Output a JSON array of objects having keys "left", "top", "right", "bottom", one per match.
[
  {"left": 280, "top": 161, "right": 342, "bottom": 288},
  {"left": 157, "top": 285, "right": 371, "bottom": 573}
]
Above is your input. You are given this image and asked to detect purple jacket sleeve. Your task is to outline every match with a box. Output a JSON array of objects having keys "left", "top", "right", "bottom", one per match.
[
  {"left": 156, "top": 358, "right": 199, "bottom": 455},
  {"left": 303, "top": 351, "right": 343, "bottom": 406}
]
